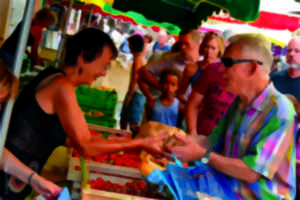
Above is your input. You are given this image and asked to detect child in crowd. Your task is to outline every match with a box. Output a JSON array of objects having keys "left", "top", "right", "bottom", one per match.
[
  {"left": 120, "top": 35, "right": 147, "bottom": 135},
  {"left": 146, "top": 68, "right": 184, "bottom": 127}
]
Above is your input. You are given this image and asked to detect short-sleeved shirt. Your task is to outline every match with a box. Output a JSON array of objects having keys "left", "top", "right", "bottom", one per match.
[
  {"left": 152, "top": 97, "right": 179, "bottom": 127},
  {"left": 208, "top": 83, "right": 297, "bottom": 199},
  {"left": 271, "top": 68, "right": 300, "bottom": 102},
  {"left": 193, "top": 62, "right": 235, "bottom": 136}
]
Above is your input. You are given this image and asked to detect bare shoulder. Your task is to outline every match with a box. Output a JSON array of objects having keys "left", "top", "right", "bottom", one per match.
[{"left": 47, "top": 76, "right": 76, "bottom": 99}]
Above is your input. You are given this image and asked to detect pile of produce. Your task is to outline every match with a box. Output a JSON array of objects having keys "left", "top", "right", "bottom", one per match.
[
  {"left": 89, "top": 177, "right": 161, "bottom": 198},
  {"left": 72, "top": 129, "right": 141, "bottom": 168},
  {"left": 73, "top": 149, "right": 141, "bottom": 169},
  {"left": 76, "top": 85, "right": 118, "bottom": 128}
]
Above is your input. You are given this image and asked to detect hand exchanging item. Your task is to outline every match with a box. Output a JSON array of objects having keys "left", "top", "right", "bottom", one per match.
[{"left": 166, "top": 133, "right": 206, "bottom": 163}]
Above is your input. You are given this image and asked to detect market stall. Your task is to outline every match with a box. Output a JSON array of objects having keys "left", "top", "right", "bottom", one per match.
[{"left": 5, "top": 1, "right": 292, "bottom": 200}]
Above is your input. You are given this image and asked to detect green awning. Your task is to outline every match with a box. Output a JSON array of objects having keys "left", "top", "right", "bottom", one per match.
[
  {"left": 112, "top": 0, "right": 261, "bottom": 29},
  {"left": 49, "top": 0, "right": 260, "bottom": 35}
]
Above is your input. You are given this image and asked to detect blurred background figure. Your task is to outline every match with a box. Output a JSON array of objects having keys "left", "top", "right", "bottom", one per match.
[
  {"left": 271, "top": 37, "right": 300, "bottom": 101},
  {"left": 152, "top": 30, "right": 171, "bottom": 54},
  {"left": 177, "top": 32, "right": 223, "bottom": 104},
  {"left": 0, "top": 7, "right": 56, "bottom": 70},
  {"left": 120, "top": 34, "right": 147, "bottom": 136},
  {"left": 143, "top": 34, "right": 153, "bottom": 59}
]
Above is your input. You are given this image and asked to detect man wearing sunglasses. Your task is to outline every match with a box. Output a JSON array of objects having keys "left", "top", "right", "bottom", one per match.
[
  {"left": 271, "top": 37, "right": 300, "bottom": 102},
  {"left": 169, "top": 34, "right": 297, "bottom": 199}
]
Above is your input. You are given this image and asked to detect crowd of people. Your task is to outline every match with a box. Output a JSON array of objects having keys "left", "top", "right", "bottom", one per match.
[
  {"left": 120, "top": 27, "right": 300, "bottom": 199},
  {"left": 0, "top": 5, "right": 300, "bottom": 200}
]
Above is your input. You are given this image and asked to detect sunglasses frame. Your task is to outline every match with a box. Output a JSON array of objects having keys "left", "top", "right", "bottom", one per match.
[{"left": 221, "top": 57, "right": 263, "bottom": 68}]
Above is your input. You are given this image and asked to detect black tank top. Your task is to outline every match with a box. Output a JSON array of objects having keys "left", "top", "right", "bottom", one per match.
[
  {"left": 0, "top": 67, "right": 67, "bottom": 199},
  {"left": 1, "top": 21, "right": 34, "bottom": 56}
]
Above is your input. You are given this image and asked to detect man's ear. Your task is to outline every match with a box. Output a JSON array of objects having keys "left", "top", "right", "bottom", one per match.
[{"left": 249, "top": 61, "right": 258, "bottom": 76}]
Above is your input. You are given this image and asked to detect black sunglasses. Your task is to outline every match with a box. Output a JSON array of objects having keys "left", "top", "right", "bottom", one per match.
[{"left": 221, "top": 57, "right": 263, "bottom": 68}]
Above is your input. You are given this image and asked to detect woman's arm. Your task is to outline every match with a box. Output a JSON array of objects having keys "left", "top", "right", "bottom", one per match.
[
  {"left": 54, "top": 79, "right": 163, "bottom": 157},
  {"left": 0, "top": 148, "right": 61, "bottom": 199}
]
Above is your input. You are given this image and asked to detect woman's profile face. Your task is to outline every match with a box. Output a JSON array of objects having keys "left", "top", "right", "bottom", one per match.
[{"left": 77, "top": 45, "right": 114, "bottom": 85}]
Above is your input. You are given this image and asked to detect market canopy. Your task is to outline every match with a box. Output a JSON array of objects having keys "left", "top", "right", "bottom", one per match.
[
  {"left": 112, "top": 0, "right": 261, "bottom": 29},
  {"left": 49, "top": 0, "right": 261, "bottom": 34},
  {"left": 209, "top": 11, "right": 300, "bottom": 32}
]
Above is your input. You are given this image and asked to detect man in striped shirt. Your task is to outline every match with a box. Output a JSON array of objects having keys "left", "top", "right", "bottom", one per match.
[{"left": 170, "top": 33, "right": 297, "bottom": 199}]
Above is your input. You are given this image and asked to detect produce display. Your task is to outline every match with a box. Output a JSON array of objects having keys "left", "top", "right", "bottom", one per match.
[
  {"left": 72, "top": 149, "right": 141, "bottom": 169},
  {"left": 72, "top": 129, "right": 141, "bottom": 168},
  {"left": 89, "top": 177, "right": 161, "bottom": 198},
  {"left": 76, "top": 85, "right": 118, "bottom": 128}
]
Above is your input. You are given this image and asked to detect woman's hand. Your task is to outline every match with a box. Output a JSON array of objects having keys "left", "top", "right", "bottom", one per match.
[
  {"left": 165, "top": 133, "right": 206, "bottom": 163},
  {"left": 30, "top": 174, "right": 62, "bottom": 200},
  {"left": 139, "top": 133, "right": 168, "bottom": 158}
]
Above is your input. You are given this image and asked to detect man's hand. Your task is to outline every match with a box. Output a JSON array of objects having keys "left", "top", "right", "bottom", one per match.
[
  {"left": 31, "top": 174, "right": 62, "bottom": 200},
  {"left": 166, "top": 133, "right": 206, "bottom": 163}
]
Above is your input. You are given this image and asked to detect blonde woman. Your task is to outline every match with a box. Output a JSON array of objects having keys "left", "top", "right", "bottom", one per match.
[{"left": 177, "top": 32, "right": 224, "bottom": 104}]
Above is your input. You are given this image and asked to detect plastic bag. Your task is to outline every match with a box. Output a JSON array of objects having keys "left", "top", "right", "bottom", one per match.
[{"left": 145, "top": 162, "right": 237, "bottom": 200}]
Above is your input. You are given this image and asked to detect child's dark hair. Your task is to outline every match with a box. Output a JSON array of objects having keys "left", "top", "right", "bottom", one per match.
[
  {"left": 64, "top": 28, "right": 118, "bottom": 66},
  {"left": 159, "top": 68, "right": 181, "bottom": 84},
  {"left": 128, "top": 34, "right": 144, "bottom": 53}
]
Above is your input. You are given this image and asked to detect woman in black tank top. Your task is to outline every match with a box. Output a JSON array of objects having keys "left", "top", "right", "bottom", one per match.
[
  {"left": 1, "top": 28, "right": 166, "bottom": 200},
  {"left": 0, "top": 60, "right": 61, "bottom": 199}
]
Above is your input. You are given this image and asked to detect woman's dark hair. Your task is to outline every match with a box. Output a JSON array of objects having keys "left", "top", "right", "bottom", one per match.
[
  {"left": 128, "top": 34, "right": 144, "bottom": 53},
  {"left": 159, "top": 67, "right": 181, "bottom": 84},
  {"left": 64, "top": 28, "right": 118, "bottom": 66}
]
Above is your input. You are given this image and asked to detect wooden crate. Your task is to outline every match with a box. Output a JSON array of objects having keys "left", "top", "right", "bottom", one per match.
[
  {"left": 67, "top": 124, "right": 139, "bottom": 181},
  {"left": 81, "top": 172, "right": 159, "bottom": 200},
  {"left": 67, "top": 157, "right": 142, "bottom": 181},
  {"left": 87, "top": 123, "right": 132, "bottom": 139}
]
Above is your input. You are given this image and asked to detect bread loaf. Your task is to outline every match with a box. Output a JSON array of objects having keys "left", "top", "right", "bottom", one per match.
[{"left": 137, "top": 121, "right": 186, "bottom": 176}]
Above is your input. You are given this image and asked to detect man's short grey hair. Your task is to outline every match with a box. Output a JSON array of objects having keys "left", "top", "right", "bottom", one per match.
[{"left": 228, "top": 33, "right": 273, "bottom": 74}]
